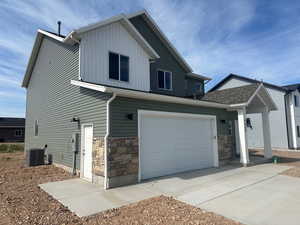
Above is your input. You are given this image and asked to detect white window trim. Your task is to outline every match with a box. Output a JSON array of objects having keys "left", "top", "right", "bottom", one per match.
[
  {"left": 157, "top": 69, "right": 172, "bottom": 90},
  {"left": 108, "top": 51, "right": 130, "bottom": 83}
]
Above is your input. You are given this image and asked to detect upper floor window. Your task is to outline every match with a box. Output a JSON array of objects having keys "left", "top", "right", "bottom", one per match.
[
  {"left": 157, "top": 70, "right": 172, "bottom": 90},
  {"left": 109, "top": 52, "right": 129, "bottom": 82},
  {"left": 294, "top": 95, "right": 299, "bottom": 107}
]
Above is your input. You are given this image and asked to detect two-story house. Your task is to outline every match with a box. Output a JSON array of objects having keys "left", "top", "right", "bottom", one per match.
[
  {"left": 22, "top": 10, "right": 277, "bottom": 189},
  {"left": 284, "top": 84, "right": 300, "bottom": 149}
]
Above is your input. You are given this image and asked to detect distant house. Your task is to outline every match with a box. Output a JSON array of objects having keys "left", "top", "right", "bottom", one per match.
[
  {"left": 0, "top": 117, "right": 25, "bottom": 143},
  {"left": 210, "top": 74, "right": 300, "bottom": 150}
]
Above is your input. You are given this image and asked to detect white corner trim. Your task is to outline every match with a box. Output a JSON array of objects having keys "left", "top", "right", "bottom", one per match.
[
  {"left": 104, "top": 93, "right": 117, "bottom": 189},
  {"left": 70, "top": 80, "right": 230, "bottom": 109}
]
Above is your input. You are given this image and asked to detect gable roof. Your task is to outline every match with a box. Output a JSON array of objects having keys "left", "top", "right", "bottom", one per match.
[
  {"left": 73, "top": 14, "right": 159, "bottom": 59},
  {"left": 22, "top": 10, "right": 210, "bottom": 88},
  {"left": 283, "top": 83, "right": 300, "bottom": 92},
  {"left": 202, "top": 83, "right": 277, "bottom": 111},
  {"left": 22, "top": 13, "right": 159, "bottom": 88},
  {"left": 202, "top": 83, "right": 261, "bottom": 105},
  {"left": 127, "top": 10, "right": 192, "bottom": 73},
  {"left": 209, "top": 73, "right": 287, "bottom": 92},
  {"left": 0, "top": 117, "right": 25, "bottom": 128}
]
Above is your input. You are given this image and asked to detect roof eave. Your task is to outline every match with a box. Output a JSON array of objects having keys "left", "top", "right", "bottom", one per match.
[
  {"left": 70, "top": 80, "right": 230, "bottom": 109},
  {"left": 187, "top": 72, "right": 212, "bottom": 81}
]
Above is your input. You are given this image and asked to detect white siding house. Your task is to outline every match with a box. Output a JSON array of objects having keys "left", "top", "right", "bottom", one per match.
[
  {"left": 212, "top": 76, "right": 289, "bottom": 149},
  {"left": 286, "top": 89, "right": 300, "bottom": 149},
  {"left": 79, "top": 21, "right": 152, "bottom": 92}
]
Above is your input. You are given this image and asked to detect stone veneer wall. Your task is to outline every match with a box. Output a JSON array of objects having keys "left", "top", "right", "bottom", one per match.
[
  {"left": 218, "top": 135, "right": 235, "bottom": 161},
  {"left": 106, "top": 137, "right": 139, "bottom": 188},
  {"left": 104, "top": 135, "right": 234, "bottom": 188},
  {"left": 92, "top": 137, "right": 105, "bottom": 184}
]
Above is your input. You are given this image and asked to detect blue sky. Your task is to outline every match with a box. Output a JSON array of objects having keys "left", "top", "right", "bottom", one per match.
[{"left": 0, "top": 0, "right": 300, "bottom": 117}]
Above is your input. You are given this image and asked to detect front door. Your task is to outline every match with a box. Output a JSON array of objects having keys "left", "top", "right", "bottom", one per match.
[{"left": 82, "top": 124, "right": 93, "bottom": 181}]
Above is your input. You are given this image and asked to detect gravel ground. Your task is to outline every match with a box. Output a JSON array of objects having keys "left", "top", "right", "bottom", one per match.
[
  {"left": 250, "top": 149, "right": 300, "bottom": 177},
  {"left": 0, "top": 152, "right": 242, "bottom": 225}
]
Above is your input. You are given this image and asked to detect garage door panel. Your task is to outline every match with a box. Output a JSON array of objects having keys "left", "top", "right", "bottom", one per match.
[{"left": 140, "top": 111, "right": 216, "bottom": 180}]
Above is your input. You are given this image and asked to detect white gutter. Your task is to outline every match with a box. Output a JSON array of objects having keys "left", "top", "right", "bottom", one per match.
[
  {"left": 71, "top": 80, "right": 230, "bottom": 109},
  {"left": 104, "top": 93, "right": 117, "bottom": 190}
]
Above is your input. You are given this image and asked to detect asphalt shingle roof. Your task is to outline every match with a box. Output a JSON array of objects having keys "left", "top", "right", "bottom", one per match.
[
  {"left": 201, "top": 83, "right": 260, "bottom": 105},
  {"left": 0, "top": 117, "right": 25, "bottom": 128}
]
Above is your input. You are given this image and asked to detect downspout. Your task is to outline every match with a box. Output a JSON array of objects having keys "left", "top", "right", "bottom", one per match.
[{"left": 104, "top": 93, "right": 117, "bottom": 190}]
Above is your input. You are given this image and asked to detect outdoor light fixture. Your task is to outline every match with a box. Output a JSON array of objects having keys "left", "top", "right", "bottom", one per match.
[
  {"left": 246, "top": 118, "right": 253, "bottom": 129},
  {"left": 71, "top": 116, "right": 80, "bottom": 123},
  {"left": 126, "top": 113, "right": 134, "bottom": 120}
]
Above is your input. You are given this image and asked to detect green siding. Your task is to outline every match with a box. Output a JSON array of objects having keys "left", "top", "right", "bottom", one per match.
[
  {"left": 129, "top": 16, "right": 189, "bottom": 97},
  {"left": 25, "top": 37, "right": 110, "bottom": 168},
  {"left": 110, "top": 96, "right": 237, "bottom": 137},
  {"left": 185, "top": 77, "right": 205, "bottom": 97}
]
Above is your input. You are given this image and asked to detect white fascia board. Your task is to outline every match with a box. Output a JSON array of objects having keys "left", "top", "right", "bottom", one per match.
[
  {"left": 38, "top": 29, "right": 64, "bottom": 42},
  {"left": 187, "top": 72, "right": 212, "bottom": 81},
  {"left": 70, "top": 80, "right": 229, "bottom": 109},
  {"left": 22, "top": 30, "right": 71, "bottom": 88},
  {"left": 259, "top": 86, "right": 278, "bottom": 111},
  {"left": 22, "top": 32, "right": 43, "bottom": 87},
  {"left": 245, "top": 83, "right": 263, "bottom": 106},
  {"left": 75, "top": 14, "right": 125, "bottom": 34},
  {"left": 127, "top": 10, "right": 193, "bottom": 72}
]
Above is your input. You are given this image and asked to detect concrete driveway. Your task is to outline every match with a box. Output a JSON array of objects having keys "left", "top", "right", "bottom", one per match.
[{"left": 40, "top": 163, "right": 300, "bottom": 225}]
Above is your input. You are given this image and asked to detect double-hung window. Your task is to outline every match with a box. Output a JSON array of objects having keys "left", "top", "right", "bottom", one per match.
[
  {"left": 109, "top": 52, "right": 129, "bottom": 82},
  {"left": 157, "top": 70, "right": 172, "bottom": 90}
]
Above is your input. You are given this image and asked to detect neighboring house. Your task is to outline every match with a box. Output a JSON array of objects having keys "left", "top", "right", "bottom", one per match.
[
  {"left": 209, "top": 74, "right": 300, "bottom": 150},
  {"left": 284, "top": 84, "right": 300, "bottom": 149},
  {"left": 0, "top": 117, "right": 25, "bottom": 143},
  {"left": 22, "top": 10, "right": 277, "bottom": 189}
]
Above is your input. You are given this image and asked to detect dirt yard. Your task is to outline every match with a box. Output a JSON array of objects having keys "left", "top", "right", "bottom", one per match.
[
  {"left": 0, "top": 152, "right": 242, "bottom": 225},
  {"left": 250, "top": 149, "right": 300, "bottom": 177}
]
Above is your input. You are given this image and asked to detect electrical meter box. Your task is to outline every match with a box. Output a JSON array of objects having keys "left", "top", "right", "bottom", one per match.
[{"left": 71, "top": 133, "right": 80, "bottom": 153}]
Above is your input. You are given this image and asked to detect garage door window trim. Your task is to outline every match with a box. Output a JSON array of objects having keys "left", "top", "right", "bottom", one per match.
[{"left": 137, "top": 110, "right": 219, "bottom": 182}]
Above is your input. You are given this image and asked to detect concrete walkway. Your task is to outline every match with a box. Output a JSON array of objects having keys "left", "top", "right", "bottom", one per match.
[{"left": 40, "top": 163, "right": 300, "bottom": 225}]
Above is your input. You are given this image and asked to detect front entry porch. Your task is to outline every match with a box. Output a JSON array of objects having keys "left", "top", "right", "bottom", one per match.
[{"left": 233, "top": 84, "right": 277, "bottom": 166}]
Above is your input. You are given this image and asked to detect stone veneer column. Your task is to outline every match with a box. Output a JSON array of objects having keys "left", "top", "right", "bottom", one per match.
[
  {"left": 92, "top": 137, "right": 105, "bottom": 184},
  {"left": 106, "top": 137, "right": 139, "bottom": 188},
  {"left": 218, "top": 135, "right": 235, "bottom": 161}
]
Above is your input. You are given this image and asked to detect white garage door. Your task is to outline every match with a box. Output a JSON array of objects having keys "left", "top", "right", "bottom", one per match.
[{"left": 139, "top": 110, "right": 218, "bottom": 180}]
